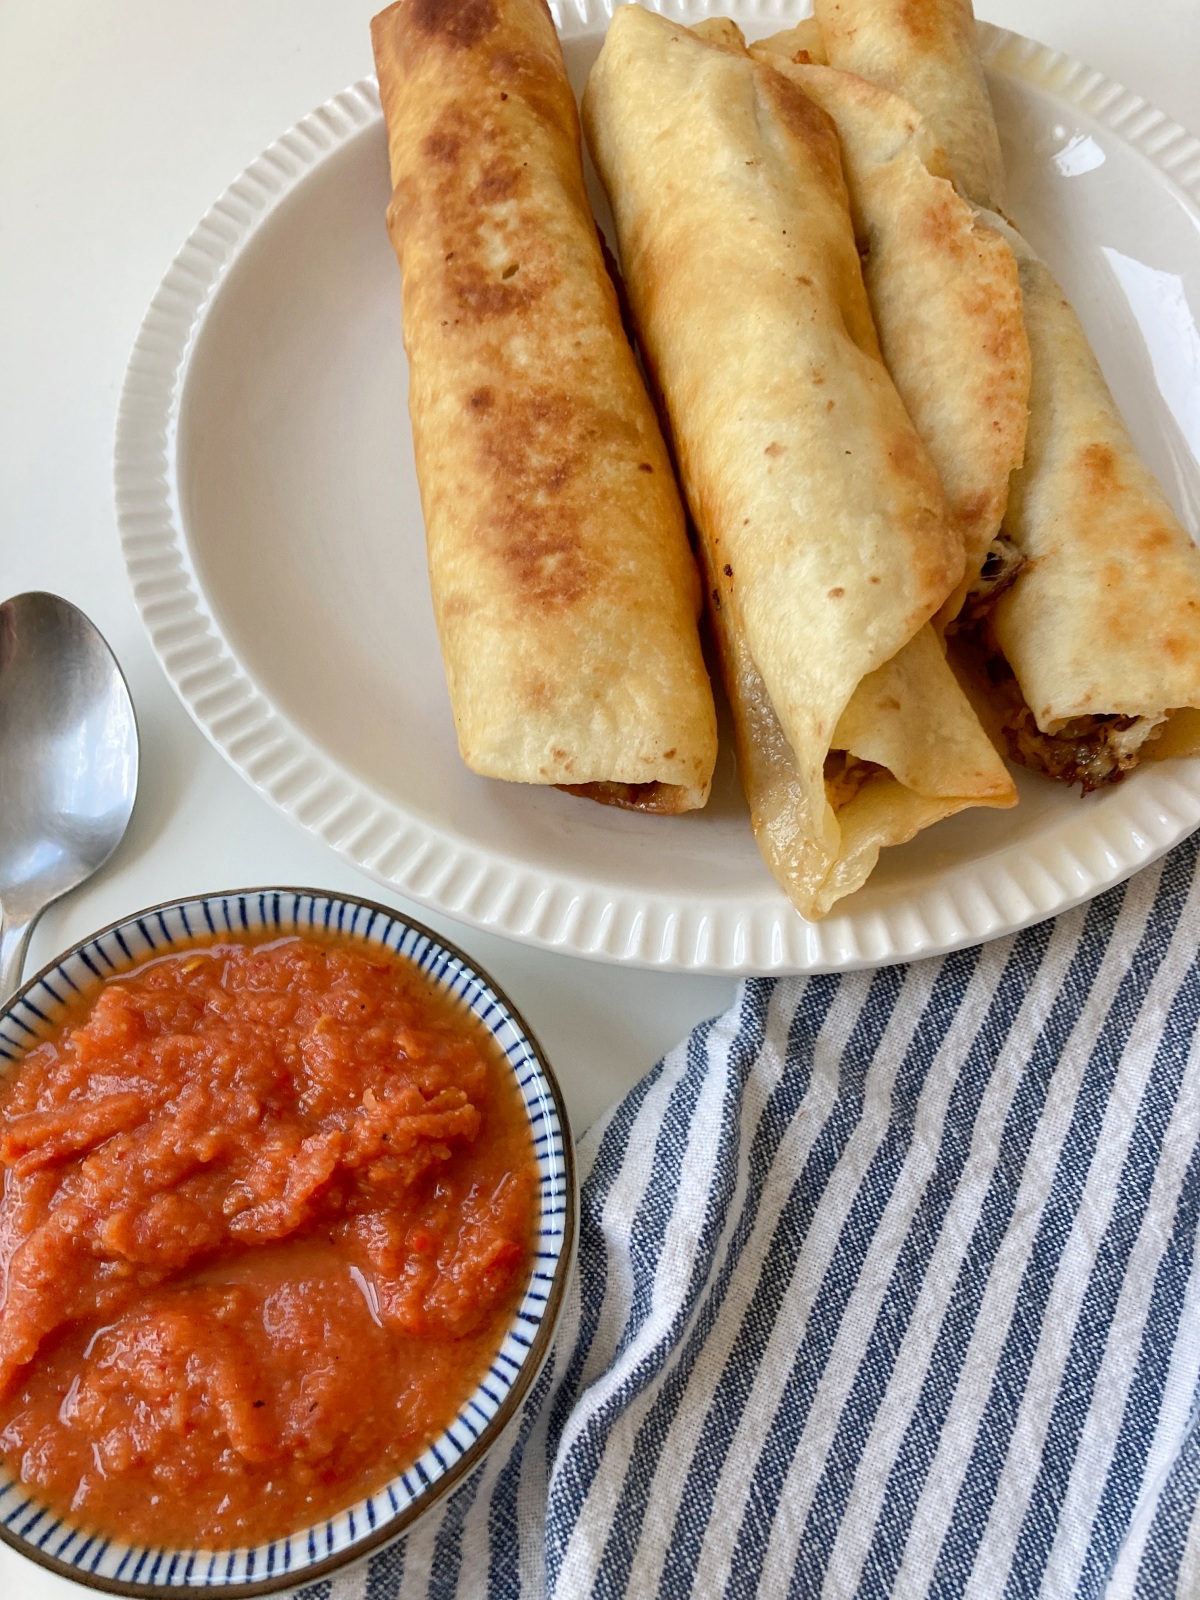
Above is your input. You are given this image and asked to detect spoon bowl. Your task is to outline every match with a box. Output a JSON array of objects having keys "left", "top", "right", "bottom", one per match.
[{"left": 0, "top": 592, "right": 139, "bottom": 1003}]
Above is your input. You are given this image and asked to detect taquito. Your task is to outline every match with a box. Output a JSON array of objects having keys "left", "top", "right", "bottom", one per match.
[
  {"left": 752, "top": 25, "right": 1029, "bottom": 617},
  {"left": 974, "top": 222, "right": 1200, "bottom": 787},
  {"left": 371, "top": 0, "right": 717, "bottom": 812},
  {"left": 812, "top": 0, "right": 1200, "bottom": 787},
  {"left": 814, "top": 0, "right": 1008, "bottom": 213},
  {"left": 584, "top": 8, "right": 1015, "bottom": 918}
]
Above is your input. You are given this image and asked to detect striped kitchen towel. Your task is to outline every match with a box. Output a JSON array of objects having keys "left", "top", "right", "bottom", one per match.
[{"left": 301, "top": 832, "right": 1200, "bottom": 1600}]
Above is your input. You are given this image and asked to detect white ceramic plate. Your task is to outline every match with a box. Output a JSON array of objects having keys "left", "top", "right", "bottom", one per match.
[{"left": 114, "top": 0, "right": 1200, "bottom": 975}]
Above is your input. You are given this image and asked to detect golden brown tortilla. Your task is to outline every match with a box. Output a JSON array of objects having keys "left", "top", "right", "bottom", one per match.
[
  {"left": 813, "top": 0, "right": 1008, "bottom": 212},
  {"left": 985, "top": 227, "right": 1200, "bottom": 774},
  {"left": 371, "top": 0, "right": 717, "bottom": 811},
  {"left": 709, "top": 554, "right": 1018, "bottom": 917},
  {"left": 808, "top": 0, "right": 1200, "bottom": 789},
  {"left": 584, "top": 8, "right": 1015, "bottom": 916},
  {"left": 751, "top": 36, "right": 1029, "bottom": 617}
]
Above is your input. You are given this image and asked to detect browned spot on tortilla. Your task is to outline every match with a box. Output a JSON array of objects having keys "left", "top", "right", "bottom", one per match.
[
  {"left": 473, "top": 162, "right": 520, "bottom": 204},
  {"left": 472, "top": 388, "right": 637, "bottom": 608},
  {"left": 423, "top": 129, "right": 463, "bottom": 164},
  {"left": 896, "top": 0, "right": 943, "bottom": 45},
  {"left": 495, "top": 518, "right": 587, "bottom": 606},
  {"left": 757, "top": 62, "right": 845, "bottom": 195},
  {"left": 1073, "top": 446, "right": 1179, "bottom": 564},
  {"left": 723, "top": 564, "right": 733, "bottom": 578},
  {"left": 869, "top": 575, "right": 882, "bottom": 584},
  {"left": 412, "top": 101, "right": 556, "bottom": 321},
  {"left": 899, "top": 0, "right": 974, "bottom": 51},
  {"left": 880, "top": 696, "right": 901, "bottom": 711},
  {"left": 408, "top": 0, "right": 497, "bottom": 48},
  {"left": 828, "top": 587, "right": 845, "bottom": 599},
  {"left": 968, "top": 288, "right": 1025, "bottom": 368},
  {"left": 638, "top": 462, "right": 654, "bottom": 472},
  {"left": 453, "top": 267, "right": 542, "bottom": 318},
  {"left": 469, "top": 387, "right": 495, "bottom": 411},
  {"left": 1079, "top": 442, "right": 1117, "bottom": 493},
  {"left": 811, "top": 370, "right": 826, "bottom": 385},
  {"left": 764, "top": 442, "right": 785, "bottom": 458},
  {"left": 487, "top": 47, "right": 575, "bottom": 133},
  {"left": 958, "top": 488, "right": 991, "bottom": 521},
  {"left": 886, "top": 428, "right": 926, "bottom": 477},
  {"left": 920, "top": 192, "right": 971, "bottom": 260}
]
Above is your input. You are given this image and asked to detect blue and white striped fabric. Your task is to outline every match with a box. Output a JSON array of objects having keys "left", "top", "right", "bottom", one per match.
[{"left": 300, "top": 834, "right": 1200, "bottom": 1599}]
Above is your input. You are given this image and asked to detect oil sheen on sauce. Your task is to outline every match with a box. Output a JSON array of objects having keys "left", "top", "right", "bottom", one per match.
[{"left": 0, "top": 934, "right": 537, "bottom": 1548}]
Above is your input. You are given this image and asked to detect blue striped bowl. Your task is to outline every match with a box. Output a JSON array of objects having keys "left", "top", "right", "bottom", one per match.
[{"left": 0, "top": 890, "right": 576, "bottom": 1595}]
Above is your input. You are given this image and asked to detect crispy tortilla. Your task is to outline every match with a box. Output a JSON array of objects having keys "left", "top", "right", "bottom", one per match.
[
  {"left": 806, "top": 0, "right": 1200, "bottom": 788},
  {"left": 710, "top": 554, "right": 1017, "bottom": 915},
  {"left": 371, "top": 0, "right": 716, "bottom": 811},
  {"left": 751, "top": 39, "right": 1029, "bottom": 617},
  {"left": 813, "top": 0, "right": 1008, "bottom": 213},
  {"left": 584, "top": 8, "right": 1014, "bottom": 916},
  {"left": 984, "top": 224, "right": 1200, "bottom": 765}
]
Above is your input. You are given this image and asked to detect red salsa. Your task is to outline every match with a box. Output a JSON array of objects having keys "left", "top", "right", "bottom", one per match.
[{"left": 0, "top": 934, "right": 537, "bottom": 1547}]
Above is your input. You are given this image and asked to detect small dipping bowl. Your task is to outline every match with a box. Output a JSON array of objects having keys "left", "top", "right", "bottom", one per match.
[{"left": 0, "top": 889, "right": 576, "bottom": 1596}]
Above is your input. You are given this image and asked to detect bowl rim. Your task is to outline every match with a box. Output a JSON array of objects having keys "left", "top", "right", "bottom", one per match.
[{"left": 0, "top": 886, "right": 578, "bottom": 1597}]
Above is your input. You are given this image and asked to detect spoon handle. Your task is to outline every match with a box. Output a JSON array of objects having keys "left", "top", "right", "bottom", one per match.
[{"left": 0, "top": 908, "right": 37, "bottom": 1009}]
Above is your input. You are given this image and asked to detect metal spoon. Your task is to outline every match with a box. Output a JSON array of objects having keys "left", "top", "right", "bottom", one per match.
[{"left": 0, "top": 593, "right": 139, "bottom": 1005}]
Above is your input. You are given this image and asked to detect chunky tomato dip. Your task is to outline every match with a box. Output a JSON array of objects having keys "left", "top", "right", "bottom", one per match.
[{"left": 0, "top": 935, "right": 537, "bottom": 1548}]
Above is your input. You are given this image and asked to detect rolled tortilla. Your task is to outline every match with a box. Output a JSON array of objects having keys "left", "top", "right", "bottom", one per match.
[
  {"left": 751, "top": 30, "right": 1029, "bottom": 617},
  {"left": 813, "top": 0, "right": 1008, "bottom": 213},
  {"left": 811, "top": 0, "right": 1200, "bottom": 787},
  {"left": 972, "top": 223, "right": 1200, "bottom": 786},
  {"left": 584, "top": 8, "right": 1015, "bottom": 917},
  {"left": 371, "top": 0, "right": 717, "bottom": 812},
  {"left": 709, "top": 558, "right": 1019, "bottom": 916}
]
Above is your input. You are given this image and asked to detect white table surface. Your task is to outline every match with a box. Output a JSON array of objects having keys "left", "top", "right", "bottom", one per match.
[{"left": 2, "top": 0, "right": 1197, "bottom": 1593}]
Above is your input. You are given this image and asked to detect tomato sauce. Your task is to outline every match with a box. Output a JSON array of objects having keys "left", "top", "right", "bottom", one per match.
[{"left": 0, "top": 934, "right": 537, "bottom": 1548}]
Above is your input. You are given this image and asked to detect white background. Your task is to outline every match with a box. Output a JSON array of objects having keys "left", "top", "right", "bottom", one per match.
[{"left": 2, "top": 0, "right": 1198, "bottom": 1593}]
